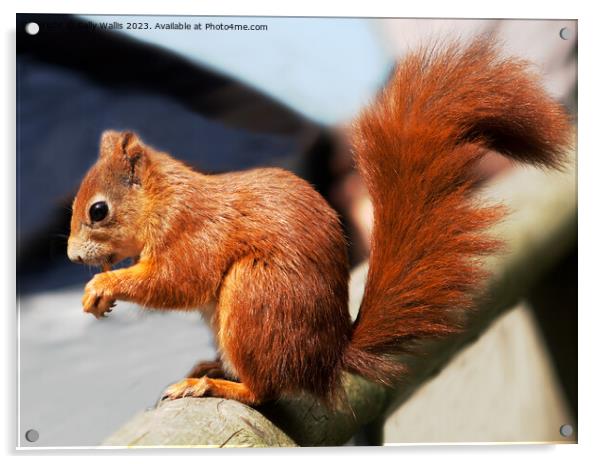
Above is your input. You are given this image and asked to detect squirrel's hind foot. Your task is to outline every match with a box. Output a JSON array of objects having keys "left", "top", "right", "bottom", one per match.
[{"left": 159, "top": 377, "right": 261, "bottom": 405}]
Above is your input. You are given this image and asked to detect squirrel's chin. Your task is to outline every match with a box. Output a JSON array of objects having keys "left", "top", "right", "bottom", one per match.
[
  {"left": 82, "top": 253, "right": 118, "bottom": 269},
  {"left": 95, "top": 253, "right": 140, "bottom": 269}
]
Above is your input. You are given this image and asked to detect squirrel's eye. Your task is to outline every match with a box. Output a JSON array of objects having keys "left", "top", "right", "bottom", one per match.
[{"left": 89, "top": 201, "right": 109, "bottom": 222}]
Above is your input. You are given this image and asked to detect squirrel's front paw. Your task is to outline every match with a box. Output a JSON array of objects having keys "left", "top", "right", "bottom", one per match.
[{"left": 82, "top": 274, "right": 117, "bottom": 319}]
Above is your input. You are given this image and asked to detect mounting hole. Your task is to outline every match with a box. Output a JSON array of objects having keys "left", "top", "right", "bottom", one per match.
[
  {"left": 559, "top": 27, "right": 572, "bottom": 40},
  {"left": 25, "top": 429, "right": 39, "bottom": 442},
  {"left": 25, "top": 22, "right": 40, "bottom": 35},
  {"left": 559, "top": 424, "right": 574, "bottom": 437}
]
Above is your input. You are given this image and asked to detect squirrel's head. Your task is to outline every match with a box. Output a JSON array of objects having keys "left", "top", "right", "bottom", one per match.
[{"left": 67, "top": 130, "right": 151, "bottom": 267}]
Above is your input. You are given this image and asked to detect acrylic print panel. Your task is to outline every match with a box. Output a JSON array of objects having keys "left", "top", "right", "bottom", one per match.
[{"left": 16, "top": 14, "right": 577, "bottom": 448}]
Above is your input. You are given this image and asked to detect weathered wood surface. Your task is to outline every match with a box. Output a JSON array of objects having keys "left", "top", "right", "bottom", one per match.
[
  {"left": 102, "top": 397, "right": 296, "bottom": 447},
  {"left": 103, "top": 151, "right": 577, "bottom": 447}
]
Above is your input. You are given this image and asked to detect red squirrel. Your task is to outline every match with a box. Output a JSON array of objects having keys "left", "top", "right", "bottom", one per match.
[{"left": 67, "top": 40, "right": 571, "bottom": 407}]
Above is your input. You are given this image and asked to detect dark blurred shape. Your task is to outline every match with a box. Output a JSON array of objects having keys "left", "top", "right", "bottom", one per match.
[
  {"left": 527, "top": 245, "right": 578, "bottom": 420},
  {"left": 17, "top": 13, "right": 336, "bottom": 294}
]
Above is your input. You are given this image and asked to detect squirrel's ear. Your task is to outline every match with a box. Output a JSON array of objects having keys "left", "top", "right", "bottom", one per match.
[
  {"left": 99, "top": 130, "right": 149, "bottom": 186},
  {"left": 120, "top": 131, "right": 148, "bottom": 186},
  {"left": 99, "top": 130, "right": 121, "bottom": 159}
]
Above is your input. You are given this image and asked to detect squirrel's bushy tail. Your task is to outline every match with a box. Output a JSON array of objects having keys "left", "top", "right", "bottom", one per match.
[{"left": 342, "top": 39, "right": 572, "bottom": 384}]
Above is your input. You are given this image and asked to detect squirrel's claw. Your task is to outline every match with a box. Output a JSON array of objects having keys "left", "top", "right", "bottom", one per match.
[
  {"left": 160, "top": 378, "right": 211, "bottom": 403},
  {"left": 82, "top": 275, "right": 116, "bottom": 319}
]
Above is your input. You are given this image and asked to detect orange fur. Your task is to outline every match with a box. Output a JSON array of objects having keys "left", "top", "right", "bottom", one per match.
[
  {"left": 344, "top": 39, "right": 571, "bottom": 383},
  {"left": 68, "top": 39, "right": 571, "bottom": 406}
]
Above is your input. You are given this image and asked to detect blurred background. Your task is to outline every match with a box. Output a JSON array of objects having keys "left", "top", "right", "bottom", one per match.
[{"left": 16, "top": 14, "right": 577, "bottom": 446}]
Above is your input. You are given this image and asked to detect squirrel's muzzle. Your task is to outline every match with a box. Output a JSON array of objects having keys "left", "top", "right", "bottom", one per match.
[{"left": 67, "top": 238, "right": 83, "bottom": 264}]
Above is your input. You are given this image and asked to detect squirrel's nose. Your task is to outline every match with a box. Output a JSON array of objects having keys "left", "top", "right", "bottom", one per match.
[
  {"left": 67, "top": 240, "right": 84, "bottom": 263},
  {"left": 68, "top": 250, "right": 83, "bottom": 264}
]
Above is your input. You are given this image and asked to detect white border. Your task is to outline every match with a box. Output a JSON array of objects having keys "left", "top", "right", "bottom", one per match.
[{"left": 3, "top": 1, "right": 600, "bottom": 463}]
